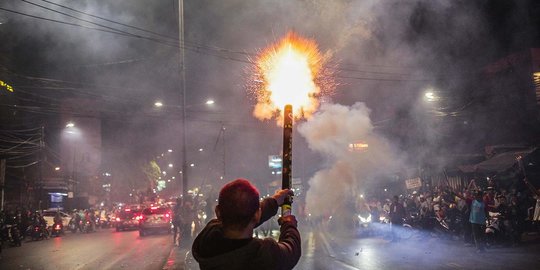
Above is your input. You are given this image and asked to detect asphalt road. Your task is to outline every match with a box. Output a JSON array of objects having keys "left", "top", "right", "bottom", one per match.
[
  {"left": 296, "top": 226, "right": 540, "bottom": 270},
  {"left": 0, "top": 227, "right": 173, "bottom": 270},
  {"left": 3, "top": 224, "right": 540, "bottom": 270}
]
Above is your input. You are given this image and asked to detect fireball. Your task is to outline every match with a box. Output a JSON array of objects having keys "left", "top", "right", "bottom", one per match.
[{"left": 251, "top": 32, "right": 333, "bottom": 125}]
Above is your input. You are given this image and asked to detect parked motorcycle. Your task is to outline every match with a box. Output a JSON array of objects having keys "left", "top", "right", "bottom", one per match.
[{"left": 1, "top": 223, "right": 22, "bottom": 247}]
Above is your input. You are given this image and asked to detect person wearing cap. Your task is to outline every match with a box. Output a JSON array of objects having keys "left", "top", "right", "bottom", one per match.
[
  {"left": 470, "top": 190, "right": 487, "bottom": 252},
  {"left": 192, "top": 179, "right": 300, "bottom": 270}
]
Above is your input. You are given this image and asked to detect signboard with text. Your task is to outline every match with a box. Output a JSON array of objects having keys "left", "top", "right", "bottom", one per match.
[{"left": 405, "top": 177, "right": 422, "bottom": 189}]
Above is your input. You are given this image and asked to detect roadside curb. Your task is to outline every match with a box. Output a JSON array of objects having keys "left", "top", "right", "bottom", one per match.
[{"left": 162, "top": 246, "right": 189, "bottom": 270}]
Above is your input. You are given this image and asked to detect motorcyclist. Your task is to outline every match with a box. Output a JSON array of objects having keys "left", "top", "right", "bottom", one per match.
[
  {"left": 73, "top": 210, "right": 83, "bottom": 232},
  {"left": 32, "top": 212, "right": 48, "bottom": 238},
  {"left": 89, "top": 209, "right": 96, "bottom": 231},
  {"left": 84, "top": 209, "right": 95, "bottom": 232},
  {"left": 53, "top": 211, "right": 63, "bottom": 232}
]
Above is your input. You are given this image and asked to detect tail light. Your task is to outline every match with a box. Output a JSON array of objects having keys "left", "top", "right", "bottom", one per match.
[
  {"left": 165, "top": 213, "right": 170, "bottom": 218},
  {"left": 116, "top": 217, "right": 120, "bottom": 222},
  {"left": 55, "top": 224, "right": 61, "bottom": 230}
]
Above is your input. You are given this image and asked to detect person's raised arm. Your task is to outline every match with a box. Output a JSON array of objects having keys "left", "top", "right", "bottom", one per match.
[{"left": 256, "top": 189, "right": 294, "bottom": 227}]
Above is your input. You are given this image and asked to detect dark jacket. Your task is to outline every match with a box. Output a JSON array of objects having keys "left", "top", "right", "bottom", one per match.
[
  {"left": 390, "top": 201, "right": 406, "bottom": 224},
  {"left": 192, "top": 198, "right": 301, "bottom": 270}
]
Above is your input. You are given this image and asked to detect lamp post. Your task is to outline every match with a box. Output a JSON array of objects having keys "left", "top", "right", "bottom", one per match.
[{"left": 178, "top": 0, "right": 188, "bottom": 200}]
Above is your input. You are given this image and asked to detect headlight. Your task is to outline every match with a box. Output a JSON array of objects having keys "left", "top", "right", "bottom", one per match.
[{"left": 358, "top": 214, "right": 371, "bottom": 223}]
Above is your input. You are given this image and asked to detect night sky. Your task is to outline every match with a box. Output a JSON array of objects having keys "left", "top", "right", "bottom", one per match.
[{"left": 1, "top": 0, "right": 540, "bottom": 201}]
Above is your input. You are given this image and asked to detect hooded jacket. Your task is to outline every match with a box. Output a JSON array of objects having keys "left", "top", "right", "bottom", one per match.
[{"left": 192, "top": 197, "right": 301, "bottom": 270}]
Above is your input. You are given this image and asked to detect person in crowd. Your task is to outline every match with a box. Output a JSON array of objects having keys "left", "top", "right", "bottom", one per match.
[
  {"left": 483, "top": 187, "right": 497, "bottom": 212},
  {"left": 192, "top": 178, "right": 300, "bottom": 270},
  {"left": 522, "top": 177, "right": 540, "bottom": 230},
  {"left": 508, "top": 195, "right": 522, "bottom": 245},
  {"left": 53, "top": 211, "right": 63, "bottom": 230},
  {"left": 460, "top": 189, "right": 474, "bottom": 246},
  {"left": 389, "top": 195, "right": 406, "bottom": 242},
  {"left": 172, "top": 197, "right": 183, "bottom": 246},
  {"left": 470, "top": 190, "right": 487, "bottom": 252},
  {"left": 180, "top": 198, "right": 198, "bottom": 242},
  {"left": 73, "top": 210, "right": 82, "bottom": 232}
]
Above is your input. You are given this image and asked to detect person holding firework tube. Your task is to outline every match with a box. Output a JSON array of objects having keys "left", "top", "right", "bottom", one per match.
[{"left": 192, "top": 179, "right": 300, "bottom": 270}]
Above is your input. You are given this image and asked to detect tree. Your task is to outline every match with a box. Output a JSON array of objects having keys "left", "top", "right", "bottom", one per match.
[{"left": 141, "top": 160, "right": 161, "bottom": 189}]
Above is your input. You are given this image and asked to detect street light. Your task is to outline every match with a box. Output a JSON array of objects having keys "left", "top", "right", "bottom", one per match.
[
  {"left": 168, "top": 163, "right": 173, "bottom": 168},
  {"left": 154, "top": 101, "right": 163, "bottom": 108},
  {"left": 55, "top": 167, "right": 61, "bottom": 171},
  {"left": 66, "top": 122, "right": 75, "bottom": 128},
  {"left": 424, "top": 92, "right": 435, "bottom": 101},
  {"left": 205, "top": 99, "right": 215, "bottom": 105}
]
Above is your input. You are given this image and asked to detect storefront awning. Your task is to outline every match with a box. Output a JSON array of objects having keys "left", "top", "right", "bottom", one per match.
[{"left": 459, "top": 147, "right": 537, "bottom": 173}]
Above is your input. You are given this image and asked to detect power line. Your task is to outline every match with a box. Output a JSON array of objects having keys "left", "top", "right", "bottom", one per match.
[
  {"left": 39, "top": 0, "right": 180, "bottom": 41},
  {"left": 0, "top": 6, "right": 430, "bottom": 82}
]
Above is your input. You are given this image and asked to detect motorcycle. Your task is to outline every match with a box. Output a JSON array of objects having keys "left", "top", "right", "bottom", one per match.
[
  {"left": 51, "top": 223, "right": 63, "bottom": 237},
  {"left": 84, "top": 220, "right": 93, "bottom": 233},
  {"left": 68, "top": 218, "right": 78, "bottom": 233},
  {"left": 31, "top": 224, "right": 47, "bottom": 241},
  {"left": 1, "top": 223, "right": 22, "bottom": 247},
  {"left": 354, "top": 211, "right": 373, "bottom": 237},
  {"left": 0, "top": 215, "right": 23, "bottom": 247}
]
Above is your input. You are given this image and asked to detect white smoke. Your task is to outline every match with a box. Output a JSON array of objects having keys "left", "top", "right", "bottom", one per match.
[{"left": 298, "top": 102, "right": 402, "bottom": 217}]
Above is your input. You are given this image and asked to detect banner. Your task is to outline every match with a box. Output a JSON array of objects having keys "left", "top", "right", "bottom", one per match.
[{"left": 405, "top": 177, "right": 422, "bottom": 189}]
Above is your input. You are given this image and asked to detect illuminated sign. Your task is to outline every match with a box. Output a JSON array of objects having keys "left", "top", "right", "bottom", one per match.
[
  {"left": 0, "top": 80, "right": 14, "bottom": 92},
  {"left": 268, "top": 155, "right": 282, "bottom": 169},
  {"left": 348, "top": 141, "right": 369, "bottom": 152}
]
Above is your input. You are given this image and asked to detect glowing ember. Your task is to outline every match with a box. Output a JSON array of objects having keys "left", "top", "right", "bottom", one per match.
[{"left": 251, "top": 32, "right": 333, "bottom": 124}]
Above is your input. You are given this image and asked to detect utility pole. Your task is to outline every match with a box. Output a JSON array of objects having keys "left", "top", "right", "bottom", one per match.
[
  {"left": 222, "top": 125, "right": 226, "bottom": 180},
  {"left": 178, "top": 0, "right": 188, "bottom": 200},
  {"left": 0, "top": 159, "right": 6, "bottom": 211},
  {"left": 39, "top": 126, "right": 44, "bottom": 210}
]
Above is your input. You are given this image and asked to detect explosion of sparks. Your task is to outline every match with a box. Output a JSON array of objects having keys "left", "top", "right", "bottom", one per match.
[{"left": 250, "top": 32, "right": 334, "bottom": 125}]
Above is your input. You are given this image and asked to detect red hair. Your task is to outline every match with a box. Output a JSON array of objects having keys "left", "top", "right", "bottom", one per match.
[{"left": 218, "top": 179, "right": 260, "bottom": 229}]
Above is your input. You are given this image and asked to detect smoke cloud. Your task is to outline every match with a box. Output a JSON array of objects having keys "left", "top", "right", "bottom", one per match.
[{"left": 298, "top": 103, "right": 402, "bottom": 217}]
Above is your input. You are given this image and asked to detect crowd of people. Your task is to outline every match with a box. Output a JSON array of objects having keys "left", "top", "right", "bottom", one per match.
[{"left": 366, "top": 177, "right": 540, "bottom": 252}]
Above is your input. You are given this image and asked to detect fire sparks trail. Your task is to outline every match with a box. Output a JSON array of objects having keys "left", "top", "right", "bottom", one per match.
[{"left": 250, "top": 32, "right": 334, "bottom": 125}]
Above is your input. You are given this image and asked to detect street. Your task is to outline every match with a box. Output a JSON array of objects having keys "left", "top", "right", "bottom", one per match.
[
  {"left": 296, "top": 227, "right": 540, "bottom": 270},
  {"left": 0, "top": 228, "right": 173, "bottom": 270},
  {"left": 2, "top": 224, "right": 540, "bottom": 270}
]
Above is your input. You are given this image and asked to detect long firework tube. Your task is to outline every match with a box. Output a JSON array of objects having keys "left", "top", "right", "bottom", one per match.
[{"left": 281, "top": 104, "right": 293, "bottom": 216}]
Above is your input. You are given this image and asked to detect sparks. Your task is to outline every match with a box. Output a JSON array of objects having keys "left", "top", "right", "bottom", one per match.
[{"left": 250, "top": 32, "right": 334, "bottom": 125}]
